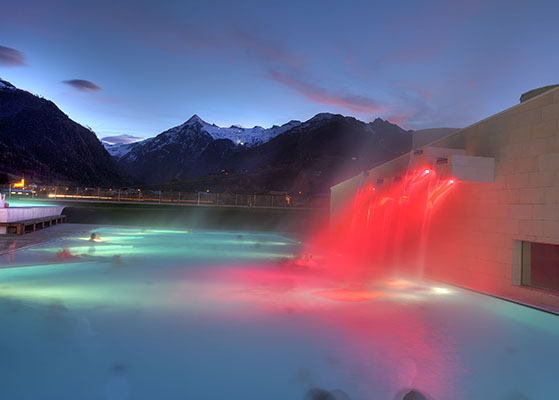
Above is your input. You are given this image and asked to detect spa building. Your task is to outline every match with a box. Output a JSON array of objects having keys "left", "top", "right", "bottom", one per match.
[{"left": 331, "top": 85, "right": 559, "bottom": 310}]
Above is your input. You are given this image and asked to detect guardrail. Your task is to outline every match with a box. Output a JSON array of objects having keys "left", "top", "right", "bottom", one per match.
[{"left": 1, "top": 186, "right": 329, "bottom": 209}]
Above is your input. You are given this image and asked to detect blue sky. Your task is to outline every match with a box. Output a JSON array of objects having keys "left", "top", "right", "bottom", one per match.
[{"left": 1, "top": 0, "right": 558, "bottom": 140}]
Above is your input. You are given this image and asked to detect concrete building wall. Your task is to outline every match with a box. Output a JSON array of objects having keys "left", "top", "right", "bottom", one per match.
[
  {"left": 412, "top": 127, "right": 460, "bottom": 149},
  {"left": 330, "top": 86, "right": 559, "bottom": 309},
  {"left": 330, "top": 153, "right": 411, "bottom": 217},
  {"left": 425, "top": 87, "right": 559, "bottom": 308}
]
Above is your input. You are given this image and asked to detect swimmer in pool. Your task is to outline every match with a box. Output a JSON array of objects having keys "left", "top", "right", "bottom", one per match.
[
  {"left": 56, "top": 248, "right": 80, "bottom": 262},
  {"left": 5, "top": 240, "right": 16, "bottom": 263},
  {"left": 89, "top": 233, "right": 102, "bottom": 242}
]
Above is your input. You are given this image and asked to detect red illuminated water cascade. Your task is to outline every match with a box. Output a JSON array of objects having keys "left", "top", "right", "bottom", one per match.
[{"left": 306, "top": 167, "right": 457, "bottom": 282}]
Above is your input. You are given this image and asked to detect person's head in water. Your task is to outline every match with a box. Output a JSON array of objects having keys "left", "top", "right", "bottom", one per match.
[
  {"left": 89, "top": 233, "right": 101, "bottom": 242},
  {"left": 56, "top": 248, "right": 77, "bottom": 261}
]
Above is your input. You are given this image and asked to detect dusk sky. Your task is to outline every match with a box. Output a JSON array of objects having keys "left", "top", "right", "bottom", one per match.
[{"left": 1, "top": 0, "right": 558, "bottom": 140}]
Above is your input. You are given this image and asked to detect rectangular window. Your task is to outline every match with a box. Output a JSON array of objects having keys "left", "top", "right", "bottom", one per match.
[{"left": 521, "top": 241, "right": 559, "bottom": 293}]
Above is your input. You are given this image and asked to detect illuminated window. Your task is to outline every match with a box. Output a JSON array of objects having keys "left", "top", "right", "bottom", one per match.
[{"left": 520, "top": 241, "right": 559, "bottom": 293}]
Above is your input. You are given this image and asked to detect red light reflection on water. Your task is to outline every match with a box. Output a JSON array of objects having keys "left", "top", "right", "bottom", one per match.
[
  {"left": 312, "top": 288, "right": 386, "bottom": 302},
  {"left": 178, "top": 167, "right": 461, "bottom": 398},
  {"left": 383, "top": 278, "right": 415, "bottom": 289},
  {"left": 186, "top": 265, "right": 459, "bottom": 399}
]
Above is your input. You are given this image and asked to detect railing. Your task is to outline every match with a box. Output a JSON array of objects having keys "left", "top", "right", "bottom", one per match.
[{"left": 1, "top": 185, "right": 329, "bottom": 209}]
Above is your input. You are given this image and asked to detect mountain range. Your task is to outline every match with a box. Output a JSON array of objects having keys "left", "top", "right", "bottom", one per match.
[
  {"left": 0, "top": 78, "right": 452, "bottom": 194},
  {"left": 103, "top": 115, "right": 301, "bottom": 157},
  {"left": 102, "top": 112, "right": 413, "bottom": 193}
]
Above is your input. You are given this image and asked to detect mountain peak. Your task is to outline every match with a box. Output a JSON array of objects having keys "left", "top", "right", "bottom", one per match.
[
  {"left": 372, "top": 117, "right": 394, "bottom": 125},
  {"left": 370, "top": 117, "right": 407, "bottom": 133},
  {"left": 185, "top": 114, "right": 205, "bottom": 125},
  {"left": 0, "top": 78, "right": 17, "bottom": 90},
  {"left": 309, "top": 112, "right": 337, "bottom": 122}
]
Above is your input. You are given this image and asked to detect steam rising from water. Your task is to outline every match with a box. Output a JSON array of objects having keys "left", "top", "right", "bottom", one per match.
[
  {"left": 1, "top": 196, "right": 558, "bottom": 399},
  {"left": 305, "top": 166, "right": 456, "bottom": 283}
]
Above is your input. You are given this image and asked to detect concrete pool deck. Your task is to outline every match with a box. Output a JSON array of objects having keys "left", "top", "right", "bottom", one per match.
[
  {"left": 0, "top": 206, "right": 65, "bottom": 234},
  {"left": 444, "top": 281, "right": 559, "bottom": 316},
  {"left": 0, "top": 206, "right": 64, "bottom": 223}
]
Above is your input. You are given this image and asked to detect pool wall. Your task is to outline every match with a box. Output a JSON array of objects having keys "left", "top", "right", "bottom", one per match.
[
  {"left": 332, "top": 86, "right": 559, "bottom": 310},
  {"left": 0, "top": 206, "right": 65, "bottom": 234}
]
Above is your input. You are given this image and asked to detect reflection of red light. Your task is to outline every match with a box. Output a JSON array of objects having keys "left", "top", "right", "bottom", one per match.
[
  {"left": 264, "top": 165, "right": 460, "bottom": 399},
  {"left": 383, "top": 278, "right": 414, "bottom": 289},
  {"left": 312, "top": 288, "right": 386, "bottom": 302},
  {"left": 379, "top": 197, "right": 392, "bottom": 206},
  {"left": 189, "top": 264, "right": 456, "bottom": 400}
]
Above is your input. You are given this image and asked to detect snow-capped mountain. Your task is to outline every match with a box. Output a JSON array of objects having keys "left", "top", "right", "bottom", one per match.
[
  {"left": 159, "top": 114, "right": 302, "bottom": 147},
  {"left": 116, "top": 111, "right": 413, "bottom": 187},
  {"left": 101, "top": 134, "right": 144, "bottom": 159},
  {"left": 185, "top": 115, "right": 301, "bottom": 146},
  {"left": 0, "top": 78, "right": 17, "bottom": 91},
  {"left": 103, "top": 141, "right": 139, "bottom": 158},
  {"left": 0, "top": 76, "right": 445, "bottom": 193},
  {"left": 104, "top": 115, "right": 301, "bottom": 160}
]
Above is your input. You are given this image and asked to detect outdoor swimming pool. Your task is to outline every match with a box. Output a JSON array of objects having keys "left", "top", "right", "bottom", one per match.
[
  {"left": 4, "top": 199, "right": 57, "bottom": 207},
  {"left": 1, "top": 227, "right": 558, "bottom": 399}
]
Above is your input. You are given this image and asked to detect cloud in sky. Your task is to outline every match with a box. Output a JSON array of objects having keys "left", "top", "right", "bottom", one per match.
[
  {"left": 0, "top": 45, "right": 26, "bottom": 66},
  {"left": 2, "top": 0, "right": 557, "bottom": 135},
  {"left": 231, "top": 29, "right": 306, "bottom": 69},
  {"left": 100, "top": 133, "right": 143, "bottom": 145},
  {"left": 269, "top": 71, "right": 385, "bottom": 115},
  {"left": 62, "top": 79, "right": 102, "bottom": 91}
]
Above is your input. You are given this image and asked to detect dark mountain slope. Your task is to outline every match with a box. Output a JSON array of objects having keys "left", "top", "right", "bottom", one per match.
[
  {"left": 221, "top": 114, "right": 412, "bottom": 192},
  {"left": 0, "top": 78, "right": 122, "bottom": 185},
  {"left": 118, "top": 117, "right": 219, "bottom": 183}
]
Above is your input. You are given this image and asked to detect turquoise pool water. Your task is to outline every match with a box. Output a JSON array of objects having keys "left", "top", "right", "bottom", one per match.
[
  {"left": 4, "top": 199, "right": 59, "bottom": 207},
  {"left": 1, "top": 227, "right": 558, "bottom": 400}
]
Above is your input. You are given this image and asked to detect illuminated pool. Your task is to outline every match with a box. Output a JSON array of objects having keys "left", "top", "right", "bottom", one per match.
[
  {"left": 4, "top": 199, "right": 58, "bottom": 207},
  {"left": 1, "top": 227, "right": 558, "bottom": 399}
]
